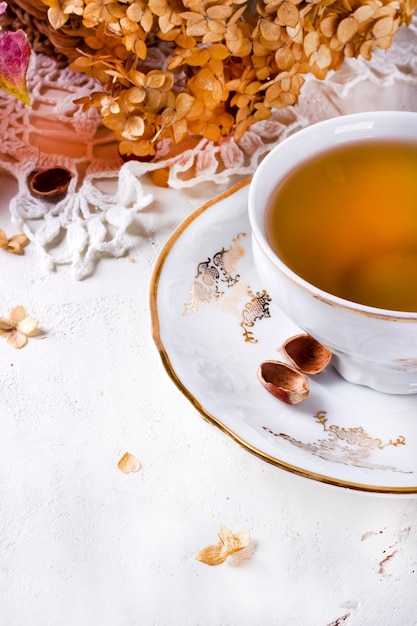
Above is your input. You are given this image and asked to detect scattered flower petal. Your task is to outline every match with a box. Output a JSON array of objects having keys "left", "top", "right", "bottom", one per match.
[
  {"left": 0, "top": 306, "right": 40, "bottom": 349},
  {"left": 196, "top": 524, "right": 251, "bottom": 565},
  {"left": 118, "top": 452, "right": 141, "bottom": 473},
  {"left": 0, "top": 230, "right": 29, "bottom": 254}
]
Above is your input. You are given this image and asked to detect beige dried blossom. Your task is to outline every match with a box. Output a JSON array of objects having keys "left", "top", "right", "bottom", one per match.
[
  {"left": 32, "top": 0, "right": 417, "bottom": 157},
  {"left": 0, "top": 305, "right": 40, "bottom": 349},
  {"left": 196, "top": 524, "right": 251, "bottom": 565},
  {"left": 0, "top": 230, "right": 29, "bottom": 255}
]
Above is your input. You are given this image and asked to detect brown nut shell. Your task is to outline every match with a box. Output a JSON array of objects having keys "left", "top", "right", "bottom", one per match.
[
  {"left": 258, "top": 360, "right": 309, "bottom": 405},
  {"left": 29, "top": 167, "right": 73, "bottom": 199},
  {"left": 281, "top": 333, "right": 332, "bottom": 375}
]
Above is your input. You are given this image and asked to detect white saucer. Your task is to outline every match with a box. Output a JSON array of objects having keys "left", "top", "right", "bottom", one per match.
[{"left": 150, "top": 180, "right": 417, "bottom": 495}]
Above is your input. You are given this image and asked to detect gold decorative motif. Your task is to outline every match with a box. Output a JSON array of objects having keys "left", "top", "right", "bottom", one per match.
[
  {"left": 263, "top": 411, "right": 411, "bottom": 473},
  {"left": 184, "top": 233, "right": 271, "bottom": 342},
  {"left": 314, "top": 411, "right": 406, "bottom": 449},
  {"left": 183, "top": 233, "right": 246, "bottom": 314},
  {"left": 240, "top": 289, "right": 272, "bottom": 343}
]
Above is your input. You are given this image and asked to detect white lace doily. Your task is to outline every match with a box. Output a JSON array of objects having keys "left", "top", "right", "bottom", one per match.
[{"left": 0, "top": 17, "right": 416, "bottom": 279}]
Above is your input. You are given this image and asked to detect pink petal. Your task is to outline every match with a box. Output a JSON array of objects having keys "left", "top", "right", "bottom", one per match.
[{"left": 0, "top": 30, "right": 31, "bottom": 105}]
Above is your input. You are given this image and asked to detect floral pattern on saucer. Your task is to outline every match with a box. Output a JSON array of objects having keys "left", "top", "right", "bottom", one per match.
[{"left": 151, "top": 180, "right": 417, "bottom": 495}]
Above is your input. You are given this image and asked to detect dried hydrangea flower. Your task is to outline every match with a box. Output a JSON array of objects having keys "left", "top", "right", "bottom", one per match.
[
  {"left": 196, "top": 524, "right": 251, "bottom": 565},
  {"left": 118, "top": 452, "right": 141, "bottom": 473},
  {"left": 16, "top": 0, "right": 414, "bottom": 158},
  {"left": 0, "top": 305, "right": 40, "bottom": 349},
  {"left": 0, "top": 229, "right": 29, "bottom": 255}
]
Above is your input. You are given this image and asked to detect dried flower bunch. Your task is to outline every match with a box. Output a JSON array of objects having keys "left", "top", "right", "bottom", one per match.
[{"left": 8, "top": 0, "right": 417, "bottom": 157}]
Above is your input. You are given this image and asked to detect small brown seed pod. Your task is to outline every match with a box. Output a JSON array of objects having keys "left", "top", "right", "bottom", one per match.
[
  {"left": 281, "top": 334, "right": 332, "bottom": 375},
  {"left": 29, "top": 167, "right": 73, "bottom": 199},
  {"left": 258, "top": 360, "right": 309, "bottom": 405}
]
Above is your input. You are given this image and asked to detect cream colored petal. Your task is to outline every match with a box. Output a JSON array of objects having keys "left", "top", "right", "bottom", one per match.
[
  {"left": 8, "top": 305, "right": 27, "bottom": 325},
  {"left": 17, "top": 317, "right": 40, "bottom": 337},
  {"left": 0, "top": 318, "right": 14, "bottom": 332},
  {"left": 219, "top": 524, "right": 251, "bottom": 554},
  {"left": 233, "top": 529, "right": 251, "bottom": 549},
  {"left": 7, "top": 330, "right": 27, "bottom": 349}
]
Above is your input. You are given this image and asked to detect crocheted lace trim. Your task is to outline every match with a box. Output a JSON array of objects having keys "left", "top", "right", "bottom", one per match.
[{"left": 0, "top": 17, "right": 416, "bottom": 279}]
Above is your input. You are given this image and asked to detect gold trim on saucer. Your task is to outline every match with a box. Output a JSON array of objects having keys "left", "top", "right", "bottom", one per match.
[{"left": 149, "top": 179, "right": 417, "bottom": 496}]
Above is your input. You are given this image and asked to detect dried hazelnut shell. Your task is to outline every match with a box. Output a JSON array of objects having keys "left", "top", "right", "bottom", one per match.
[
  {"left": 281, "top": 333, "right": 332, "bottom": 375},
  {"left": 29, "top": 167, "right": 73, "bottom": 199},
  {"left": 258, "top": 360, "right": 309, "bottom": 405}
]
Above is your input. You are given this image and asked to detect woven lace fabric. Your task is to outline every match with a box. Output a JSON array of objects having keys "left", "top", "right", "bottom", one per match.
[{"left": 0, "top": 17, "right": 416, "bottom": 279}]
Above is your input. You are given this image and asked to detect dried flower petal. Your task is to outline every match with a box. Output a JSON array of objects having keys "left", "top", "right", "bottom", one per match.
[
  {"left": 7, "top": 330, "right": 28, "bottom": 349},
  {"left": 118, "top": 452, "right": 141, "bottom": 473},
  {"left": 0, "top": 318, "right": 14, "bottom": 334},
  {"left": 0, "top": 306, "right": 40, "bottom": 349},
  {"left": 196, "top": 543, "right": 227, "bottom": 565},
  {"left": 8, "top": 305, "right": 27, "bottom": 326},
  {"left": 196, "top": 524, "right": 251, "bottom": 565},
  {"left": 0, "top": 230, "right": 29, "bottom": 254},
  {"left": 17, "top": 317, "right": 40, "bottom": 337}
]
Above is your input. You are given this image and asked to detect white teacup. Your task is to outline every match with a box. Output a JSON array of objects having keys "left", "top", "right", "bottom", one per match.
[{"left": 248, "top": 111, "right": 417, "bottom": 394}]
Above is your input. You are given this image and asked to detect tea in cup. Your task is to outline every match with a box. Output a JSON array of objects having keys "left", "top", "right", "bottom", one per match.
[{"left": 248, "top": 111, "right": 417, "bottom": 394}]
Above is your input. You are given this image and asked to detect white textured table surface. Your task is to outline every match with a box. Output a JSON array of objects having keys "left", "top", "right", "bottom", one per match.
[
  {"left": 1, "top": 171, "right": 417, "bottom": 626},
  {"left": 2, "top": 25, "right": 417, "bottom": 626}
]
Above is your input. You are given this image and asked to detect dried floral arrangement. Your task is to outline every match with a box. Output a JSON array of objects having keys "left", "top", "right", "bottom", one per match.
[{"left": 3, "top": 0, "right": 417, "bottom": 158}]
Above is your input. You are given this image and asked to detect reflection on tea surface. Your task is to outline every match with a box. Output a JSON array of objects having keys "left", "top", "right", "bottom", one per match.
[{"left": 267, "top": 140, "right": 417, "bottom": 311}]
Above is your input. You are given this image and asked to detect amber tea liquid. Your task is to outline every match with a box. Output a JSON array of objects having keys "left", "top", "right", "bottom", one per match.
[{"left": 266, "top": 140, "right": 417, "bottom": 311}]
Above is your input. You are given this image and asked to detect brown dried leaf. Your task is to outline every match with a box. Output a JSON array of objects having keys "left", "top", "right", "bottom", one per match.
[{"left": 118, "top": 452, "right": 141, "bottom": 474}]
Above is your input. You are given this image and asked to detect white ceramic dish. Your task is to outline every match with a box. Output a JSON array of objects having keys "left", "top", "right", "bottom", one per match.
[{"left": 150, "top": 180, "right": 417, "bottom": 495}]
